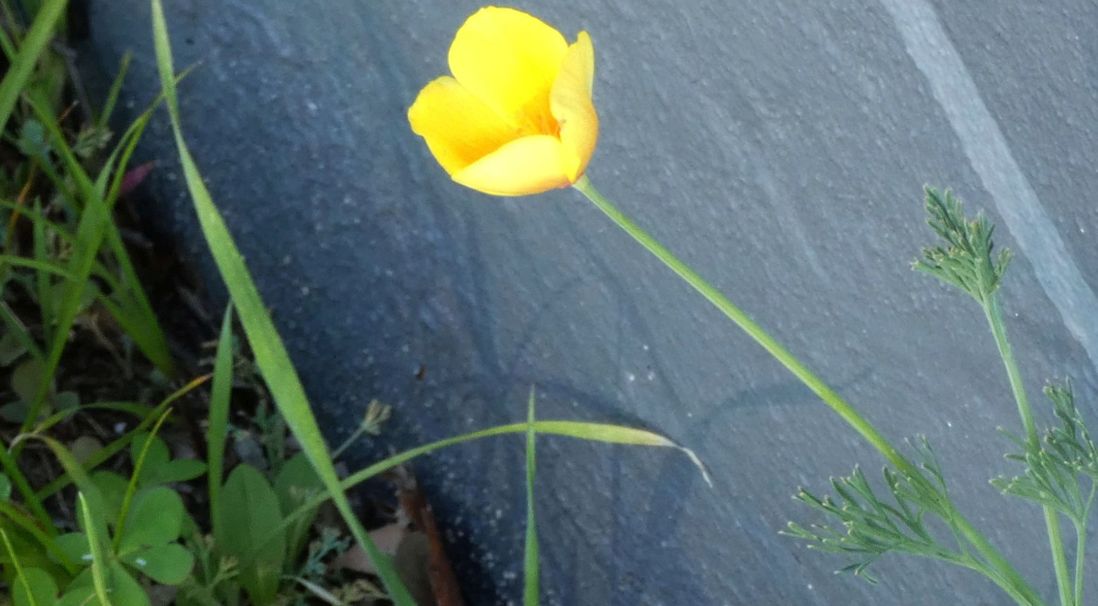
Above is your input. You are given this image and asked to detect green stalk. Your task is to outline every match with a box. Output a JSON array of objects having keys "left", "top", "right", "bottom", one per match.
[
  {"left": 1074, "top": 520, "right": 1087, "bottom": 606},
  {"left": 983, "top": 295, "right": 1072, "bottom": 606},
  {"left": 572, "top": 175, "right": 1043, "bottom": 606},
  {"left": 984, "top": 297, "right": 1037, "bottom": 438},
  {"left": 1075, "top": 484, "right": 1095, "bottom": 606}
]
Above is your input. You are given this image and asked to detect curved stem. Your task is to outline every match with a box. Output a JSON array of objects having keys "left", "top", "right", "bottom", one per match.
[
  {"left": 984, "top": 295, "right": 1073, "bottom": 606},
  {"left": 572, "top": 176, "right": 1043, "bottom": 606}
]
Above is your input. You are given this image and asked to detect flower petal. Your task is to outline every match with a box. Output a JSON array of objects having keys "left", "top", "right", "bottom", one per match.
[
  {"left": 550, "top": 31, "right": 598, "bottom": 182},
  {"left": 448, "top": 7, "right": 567, "bottom": 131},
  {"left": 453, "top": 134, "right": 570, "bottom": 196},
  {"left": 408, "top": 76, "right": 518, "bottom": 176}
]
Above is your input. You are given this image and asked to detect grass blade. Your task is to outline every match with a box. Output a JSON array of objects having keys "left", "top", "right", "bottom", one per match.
[
  {"left": 33, "top": 401, "right": 154, "bottom": 435},
  {"left": 206, "top": 306, "right": 233, "bottom": 521},
  {"left": 94, "top": 103, "right": 176, "bottom": 377},
  {"left": 0, "top": 3, "right": 17, "bottom": 59},
  {"left": 0, "top": 0, "right": 66, "bottom": 136},
  {"left": 524, "top": 389, "right": 539, "bottom": 606},
  {"left": 32, "top": 84, "right": 177, "bottom": 378},
  {"left": 35, "top": 374, "right": 208, "bottom": 499},
  {"left": 262, "top": 417, "right": 709, "bottom": 561},
  {"left": 149, "top": 3, "right": 416, "bottom": 603},
  {"left": 97, "top": 51, "right": 131, "bottom": 130},
  {"left": 20, "top": 93, "right": 115, "bottom": 432},
  {"left": 0, "top": 254, "right": 72, "bottom": 279},
  {"left": 78, "top": 492, "right": 114, "bottom": 606},
  {"left": 0, "top": 501, "right": 77, "bottom": 572},
  {"left": 0, "top": 527, "right": 38, "bottom": 606},
  {"left": 0, "top": 442, "right": 48, "bottom": 527},
  {"left": 31, "top": 200, "right": 51, "bottom": 346},
  {"left": 32, "top": 435, "right": 104, "bottom": 510},
  {"left": 112, "top": 407, "right": 172, "bottom": 549},
  {"left": 0, "top": 300, "right": 42, "bottom": 360}
]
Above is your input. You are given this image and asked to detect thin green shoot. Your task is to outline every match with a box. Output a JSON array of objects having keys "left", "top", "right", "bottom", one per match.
[
  {"left": 524, "top": 388, "right": 539, "bottom": 606},
  {"left": 97, "top": 51, "right": 131, "bottom": 130},
  {"left": 206, "top": 306, "right": 234, "bottom": 521},
  {"left": 112, "top": 407, "right": 173, "bottom": 549},
  {"left": 79, "top": 492, "right": 114, "bottom": 606},
  {"left": 0, "top": 527, "right": 37, "bottom": 606}
]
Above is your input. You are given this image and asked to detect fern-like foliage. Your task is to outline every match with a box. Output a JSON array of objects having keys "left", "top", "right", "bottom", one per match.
[
  {"left": 993, "top": 381, "right": 1098, "bottom": 526},
  {"left": 785, "top": 437, "right": 970, "bottom": 583},
  {"left": 914, "top": 187, "right": 1012, "bottom": 304}
]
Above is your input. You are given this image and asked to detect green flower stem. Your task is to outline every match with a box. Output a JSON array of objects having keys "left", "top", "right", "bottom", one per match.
[
  {"left": 983, "top": 294, "right": 1073, "bottom": 606},
  {"left": 1074, "top": 484, "right": 1095, "bottom": 606},
  {"left": 1074, "top": 520, "right": 1088, "bottom": 606},
  {"left": 984, "top": 297, "right": 1037, "bottom": 439},
  {"left": 572, "top": 175, "right": 1043, "bottom": 606}
]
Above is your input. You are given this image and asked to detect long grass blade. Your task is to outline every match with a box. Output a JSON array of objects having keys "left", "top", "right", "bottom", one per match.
[
  {"left": 31, "top": 85, "right": 177, "bottom": 378},
  {"left": 0, "top": 0, "right": 66, "bottom": 136},
  {"left": 0, "top": 254, "right": 72, "bottom": 279},
  {"left": 206, "top": 306, "right": 233, "bottom": 521},
  {"left": 0, "top": 527, "right": 38, "bottom": 606},
  {"left": 0, "top": 501, "right": 77, "bottom": 572},
  {"left": 20, "top": 93, "right": 114, "bottom": 432},
  {"left": 78, "top": 492, "right": 114, "bottom": 606},
  {"left": 33, "top": 401, "right": 154, "bottom": 435},
  {"left": 31, "top": 200, "right": 51, "bottom": 346},
  {"left": 112, "top": 407, "right": 172, "bottom": 549},
  {"left": 149, "top": 3, "right": 416, "bottom": 603},
  {"left": 94, "top": 104, "right": 176, "bottom": 377},
  {"left": 35, "top": 374, "right": 208, "bottom": 499},
  {"left": 32, "top": 435, "right": 104, "bottom": 509},
  {"left": 97, "top": 51, "right": 131, "bottom": 130},
  {"left": 0, "top": 4, "right": 17, "bottom": 60},
  {"left": 259, "top": 418, "right": 708, "bottom": 561}
]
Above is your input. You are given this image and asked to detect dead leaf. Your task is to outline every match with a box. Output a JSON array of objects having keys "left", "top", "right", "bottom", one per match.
[
  {"left": 333, "top": 522, "right": 406, "bottom": 575},
  {"left": 400, "top": 476, "right": 466, "bottom": 606}
]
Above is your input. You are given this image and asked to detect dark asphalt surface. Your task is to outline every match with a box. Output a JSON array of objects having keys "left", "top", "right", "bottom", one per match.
[{"left": 82, "top": 1, "right": 1098, "bottom": 603}]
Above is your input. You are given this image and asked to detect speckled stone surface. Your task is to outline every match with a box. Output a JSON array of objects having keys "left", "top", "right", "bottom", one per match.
[{"left": 81, "top": 1, "right": 1098, "bottom": 603}]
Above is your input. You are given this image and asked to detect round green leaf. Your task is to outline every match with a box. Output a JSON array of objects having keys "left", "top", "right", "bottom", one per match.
[
  {"left": 58, "top": 562, "right": 151, "bottom": 606},
  {"left": 216, "top": 464, "right": 285, "bottom": 605},
  {"left": 13, "top": 567, "right": 58, "bottom": 606},
  {"left": 121, "top": 543, "right": 194, "bottom": 585},
  {"left": 54, "top": 533, "right": 90, "bottom": 565},
  {"left": 57, "top": 568, "right": 94, "bottom": 606},
  {"left": 53, "top": 391, "right": 80, "bottom": 411},
  {"left": 107, "top": 561, "right": 151, "bottom": 606},
  {"left": 91, "top": 471, "right": 128, "bottom": 522},
  {"left": 11, "top": 358, "right": 45, "bottom": 404},
  {"left": 145, "top": 458, "right": 207, "bottom": 486},
  {"left": 0, "top": 331, "right": 27, "bottom": 366},
  {"left": 117, "top": 486, "right": 183, "bottom": 554},
  {"left": 130, "top": 433, "right": 170, "bottom": 485}
]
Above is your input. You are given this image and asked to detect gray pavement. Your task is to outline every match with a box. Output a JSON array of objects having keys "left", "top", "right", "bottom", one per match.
[{"left": 81, "top": 1, "right": 1098, "bottom": 603}]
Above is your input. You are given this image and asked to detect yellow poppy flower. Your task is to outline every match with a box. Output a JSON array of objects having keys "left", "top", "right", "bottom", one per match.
[{"left": 408, "top": 6, "right": 598, "bottom": 196}]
